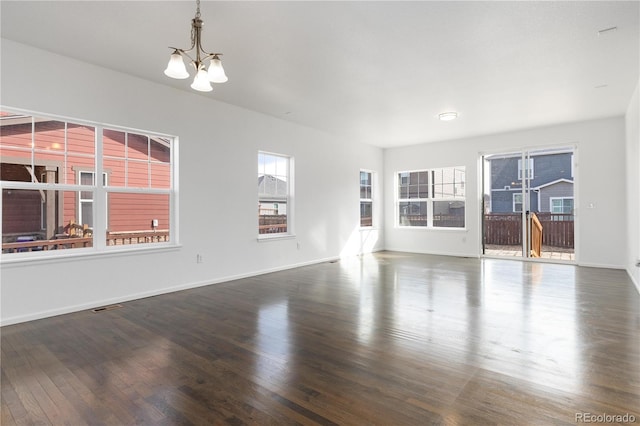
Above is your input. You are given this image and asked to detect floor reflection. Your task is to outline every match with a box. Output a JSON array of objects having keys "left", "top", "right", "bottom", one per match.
[
  {"left": 254, "top": 301, "right": 291, "bottom": 388},
  {"left": 2, "top": 252, "right": 639, "bottom": 424}
]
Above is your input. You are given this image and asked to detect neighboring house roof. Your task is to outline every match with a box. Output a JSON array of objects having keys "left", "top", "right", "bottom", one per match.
[
  {"left": 532, "top": 178, "right": 573, "bottom": 191},
  {"left": 258, "top": 175, "right": 287, "bottom": 198}
]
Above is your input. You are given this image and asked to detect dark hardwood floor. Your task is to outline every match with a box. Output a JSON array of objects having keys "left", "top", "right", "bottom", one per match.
[{"left": 2, "top": 252, "right": 639, "bottom": 425}]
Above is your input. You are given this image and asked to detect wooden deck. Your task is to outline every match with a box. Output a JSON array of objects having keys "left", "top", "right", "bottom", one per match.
[
  {"left": 1, "top": 252, "right": 637, "bottom": 424},
  {"left": 485, "top": 244, "right": 575, "bottom": 261}
]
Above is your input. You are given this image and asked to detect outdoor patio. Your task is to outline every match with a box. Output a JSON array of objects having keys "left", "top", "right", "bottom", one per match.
[{"left": 484, "top": 244, "right": 575, "bottom": 261}]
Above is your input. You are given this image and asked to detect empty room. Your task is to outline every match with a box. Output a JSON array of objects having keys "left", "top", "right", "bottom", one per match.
[{"left": 1, "top": 1, "right": 639, "bottom": 424}]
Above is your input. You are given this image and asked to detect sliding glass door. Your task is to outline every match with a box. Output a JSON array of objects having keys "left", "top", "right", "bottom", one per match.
[{"left": 482, "top": 147, "right": 575, "bottom": 261}]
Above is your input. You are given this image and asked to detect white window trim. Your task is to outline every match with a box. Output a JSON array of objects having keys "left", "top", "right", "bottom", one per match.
[
  {"left": 571, "top": 154, "right": 574, "bottom": 178},
  {"left": 78, "top": 170, "right": 109, "bottom": 229},
  {"left": 257, "top": 151, "right": 294, "bottom": 240},
  {"left": 550, "top": 196, "right": 574, "bottom": 214},
  {"left": 0, "top": 107, "right": 179, "bottom": 260},
  {"left": 359, "top": 170, "right": 374, "bottom": 229},
  {"left": 396, "top": 167, "right": 466, "bottom": 229},
  {"left": 513, "top": 192, "right": 523, "bottom": 212},
  {"left": 518, "top": 158, "right": 534, "bottom": 180},
  {"left": 39, "top": 172, "right": 46, "bottom": 230},
  {"left": 397, "top": 170, "right": 430, "bottom": 228}
]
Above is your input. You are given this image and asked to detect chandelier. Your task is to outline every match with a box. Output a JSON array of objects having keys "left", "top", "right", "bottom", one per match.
[{"left": 164, "top": 0, "right": 228, "bottom": 92}]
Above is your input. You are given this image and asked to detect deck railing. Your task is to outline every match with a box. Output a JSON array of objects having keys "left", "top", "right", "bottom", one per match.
[
  {"left": 483, "top": 213, "right": 574, "bottom": 248},
  {"left": 2, "top": 237, "right": 93, "bottom": 253},
  {"left": 529, "top": 213, "right": 543, "bottom": 257},
  {"left": 106, "top": 231, "right": 170, "bottom": 245},
  {"left": 2, "top": 230, "right": 170, "bottom": 253}
]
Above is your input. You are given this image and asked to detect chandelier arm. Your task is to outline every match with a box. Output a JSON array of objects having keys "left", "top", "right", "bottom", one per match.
[
  {"left": 168, "top": 47, "right": 195, "bottom": 63},
  {"left": 200, "top": 50, "right": 224, "bottom": 59}
]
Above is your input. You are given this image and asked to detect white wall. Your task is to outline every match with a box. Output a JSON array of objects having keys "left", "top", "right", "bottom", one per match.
[
  {"left": 384, "top": 116, "right": 628, "bottom": 269},
  {"left": 626, "top": 80, "right": 640, "bottom": 292},
  {"left": 0, "top": 39, "right": 384, "bottom": 325}
]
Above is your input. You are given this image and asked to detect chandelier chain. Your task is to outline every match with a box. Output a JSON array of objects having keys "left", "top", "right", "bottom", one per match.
[{"left": 191, "top": 0, "right": 201, "bottom": 47}]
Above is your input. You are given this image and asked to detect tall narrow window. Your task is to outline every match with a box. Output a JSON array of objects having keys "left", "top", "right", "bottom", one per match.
[
  {"left": 360, "top": 170, "right": 373, "bottom": 227},
  {"left": 258, "top": 152, "right": 291, "bottom": 236}
]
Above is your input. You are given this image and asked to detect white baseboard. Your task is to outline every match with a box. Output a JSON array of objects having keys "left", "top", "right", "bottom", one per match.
[
  {"left": 383, "top": 246, "right": 480, "bottom": 259},
  {"left": 576, "top": 262, "right": 626, "bottom": 270},
  {"left": 0, "top": 255, "right": 340, "bottom": 327}
]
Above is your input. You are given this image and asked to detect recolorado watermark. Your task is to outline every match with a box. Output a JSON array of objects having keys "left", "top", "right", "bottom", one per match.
[{"left": 575, "top": 412, "right": 636, "bottom": 423}]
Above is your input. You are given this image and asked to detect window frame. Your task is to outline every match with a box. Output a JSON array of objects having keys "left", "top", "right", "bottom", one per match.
[
  {"left": 40, "top": 172, "right": 47, "bottom": 230},
  {"left": 257, "top": 151, "right": 294, "bottom": 240},
  {"left": 397, "top": 170, "right": 430, "bottom": 227},
  {"left": 518, "top": 158, "right": 534, "bottom": 180},
  {"left": 513, "top": 192, "right": 523, "bottom": 212},
  {"left": 78, "top": 170, "right": 108, "bottom": 229},
  {"left": 550, "top": 196, "right": 574, "bottom": 214},
  {"left": 359, "top": 170, "right": 373, "bottom": 228},
  {"left": 396, "top": 167, "right": 466, "bottom": 229},
  {"left": 0, "top": 107, "right": 179, "bottom": 261}
]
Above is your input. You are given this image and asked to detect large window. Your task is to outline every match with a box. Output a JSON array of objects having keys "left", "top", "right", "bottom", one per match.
[
  {"left": 397, "top": 167, "right": 465, "bottom": 228},
  {"left": 360, "top": 170, "right": 373, "bottom": 227},
  {"left": 1, "top": 109, "right": 177, "bottom": 256},
  {"left": 258, "top": 152, "right": 292, "bottom": 236}
]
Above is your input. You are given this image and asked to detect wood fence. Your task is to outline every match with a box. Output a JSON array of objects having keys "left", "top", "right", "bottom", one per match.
[
  {"left": 259, "top": 215, "right": 287, "bottom": 234},
  {"left": 483, "top": 213, "right": 574, "bottom": 248},
  {"left": 399, "top": 214, "right": 465, "bottom": 228},
  {"left": 434, "top": 214, "right": 465, "bottom": 228}
]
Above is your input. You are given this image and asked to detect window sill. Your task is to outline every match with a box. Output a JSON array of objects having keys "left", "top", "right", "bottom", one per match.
[
  {"left": 1, "top": 243, "right": 182, "bottom": 266},
  {"left": 396, "top": 226, "right": 467, "bottom": 232},
  {"left": 257, "top": 234, "right": 296, "bottom": 242}
]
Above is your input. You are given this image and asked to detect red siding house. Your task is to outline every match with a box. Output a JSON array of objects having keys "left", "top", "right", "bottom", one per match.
[{"left": 1, "top": 112, "right": 171, "bottom": 250}]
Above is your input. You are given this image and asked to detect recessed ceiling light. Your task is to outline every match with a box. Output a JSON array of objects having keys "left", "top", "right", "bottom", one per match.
[
  {"left": 594, "top": 84, "right": 608, "bottom": 89},
  {"left": 438, "top": 112, "right": 458, "bottom": 121}
]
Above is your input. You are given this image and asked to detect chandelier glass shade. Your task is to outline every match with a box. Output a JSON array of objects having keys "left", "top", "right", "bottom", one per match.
[{"left": 164, "top": 0, "right": 228, "bottom": 92}]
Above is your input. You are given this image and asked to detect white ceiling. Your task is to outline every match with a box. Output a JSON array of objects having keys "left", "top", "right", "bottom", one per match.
[{"left": 1, "top": 1, "right": 639, "bottom": 148}]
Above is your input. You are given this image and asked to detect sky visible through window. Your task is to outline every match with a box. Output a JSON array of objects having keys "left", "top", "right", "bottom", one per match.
[{"left": 258, "top": 153, "right": 287, "bottom": 182}]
